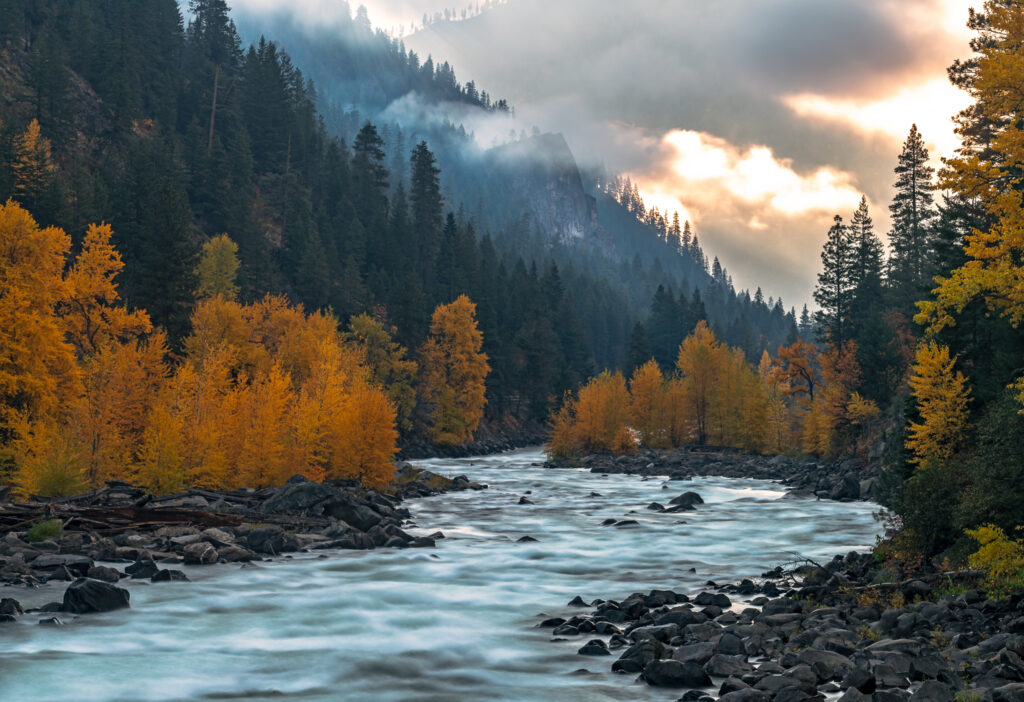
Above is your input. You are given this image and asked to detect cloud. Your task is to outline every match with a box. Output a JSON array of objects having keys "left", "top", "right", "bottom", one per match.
[{"left": 227, "top": 0, "right": 976, "bottom": 305}]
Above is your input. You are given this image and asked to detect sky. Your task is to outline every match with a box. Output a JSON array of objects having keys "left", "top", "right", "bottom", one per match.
[{"left": 226, "top": 0, "right": 977, "bottom": 307}]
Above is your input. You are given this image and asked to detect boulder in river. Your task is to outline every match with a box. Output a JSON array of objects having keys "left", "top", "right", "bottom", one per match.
[
  {"left": 62, "top": 578, "right": 130, "bottom": 614},
  {"left": 642, "top": 659, "right": 712, "bottom": 687},
  {"left": 666, "top": 492, "right": 704, "bottom": 511}
]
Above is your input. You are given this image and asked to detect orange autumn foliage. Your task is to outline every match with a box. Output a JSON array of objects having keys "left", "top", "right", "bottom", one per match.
[
  {"left": 2, "top": 211, "right": 401, "bottom": 496},
  {"left": 420, "top": 295, "right": 490, "bottom": 445},
  {"left": 548, "top": 324, "right": 864, "bottom": 461}
]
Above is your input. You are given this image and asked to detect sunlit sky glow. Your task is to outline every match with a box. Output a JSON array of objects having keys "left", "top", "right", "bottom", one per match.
[{"left": 228, "top": 0, "right": 979, "bottom": 306}]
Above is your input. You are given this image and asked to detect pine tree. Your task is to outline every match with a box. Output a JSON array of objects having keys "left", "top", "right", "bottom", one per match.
[
  {"left": 11, "top": 120, "right": 57, "bottom": 215},
  {"left": 888, "top": 124, "right": 936, "bottom": 312},
  {"left": 813, "top": 215, "right": 854, "bottom": 348},
  {"left": 410, "top": 141, "right": 443, "bottom": 292}
]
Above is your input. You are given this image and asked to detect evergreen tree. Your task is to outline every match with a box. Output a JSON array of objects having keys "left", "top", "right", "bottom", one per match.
[
  {"left": 813, "top": 215, "right": 855, "bottom": 348},
  {"left": 887, "top": 124, "right": 936, "bottom": 313}
]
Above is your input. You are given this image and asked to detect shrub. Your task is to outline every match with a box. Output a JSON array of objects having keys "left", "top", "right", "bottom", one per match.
[
  {"left": 26, "top": 518, "right": 64, "bottom": 543},
  {"left": 966, "top": 524, "right": 1024, "bottom": 599}
]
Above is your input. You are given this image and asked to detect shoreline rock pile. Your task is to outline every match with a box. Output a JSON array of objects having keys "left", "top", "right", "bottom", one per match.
[
  {"left": 550, "top": 448, "right": 877, "bottom": 502},
  {"left": 549, "top": 551, "right": 1024, "bottom": 702},
  {"left": 0, "top": 464, "right": 485, "bottom": 622}
]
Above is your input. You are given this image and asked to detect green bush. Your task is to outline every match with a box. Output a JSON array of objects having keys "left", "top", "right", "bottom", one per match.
[{"left": 25, "top": 518, "right": 64, "bottom": 543}]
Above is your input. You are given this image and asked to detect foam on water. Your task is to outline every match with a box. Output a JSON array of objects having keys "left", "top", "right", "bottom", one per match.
[{"left": 0, "top": 448, "right": 881, "bottom": 702}]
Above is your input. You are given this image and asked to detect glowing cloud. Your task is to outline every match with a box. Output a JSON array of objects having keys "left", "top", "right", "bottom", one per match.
[
  {"left": 783, "top": 78, "right": 972, "bottom": 161},
  {"left": 639, "top": 130, "right": 864, "bottom": 227}
]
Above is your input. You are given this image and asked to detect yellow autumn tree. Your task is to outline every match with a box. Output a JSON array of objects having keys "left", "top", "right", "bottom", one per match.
[
  {"left": 571, "top": 370, "right": 633, "bottom": 453},
  {"left": 195, "top": 234, "right": 240, "bottom": 300},
  {"left": 11, "top": 120, "right": 56, "bottom": 210},
  {"left": 60, "top": 222, "right": 152, "bottom": 356},
  {"left": 0, "top": 201, "right": 78, "bottom": 425},
  {"left": 628, "top": 360, "right": 670, "bottom": 448},
  {"left": 906, "top": 342, "right": 971, "bottom": 465},
  {"left": 675, "top": 321, "right": 722, "bottom": 445},
  {"left": 759, "top": 351, "right": 792, "bottom": 454},
  {"left": 328, "top": 378, "right": 398, "bottom": 489},
  {"left": 346, "top": 313, "right": 418, "bottom": 432},
  {"left": 420, "top": 295, "right": 490, "bottom": 445},
  {"left": 915, "top": 1, "right": 1024, "bottom": 409}
]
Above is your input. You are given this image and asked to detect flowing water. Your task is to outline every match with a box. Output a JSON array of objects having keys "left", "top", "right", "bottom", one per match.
[{"left": 0, "top": 448, "right": 882, "bottom": 702}]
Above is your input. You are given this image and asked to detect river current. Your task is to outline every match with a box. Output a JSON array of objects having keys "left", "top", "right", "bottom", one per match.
[{"left": 0, "top": 448, "right": 882, "bottom": 702}]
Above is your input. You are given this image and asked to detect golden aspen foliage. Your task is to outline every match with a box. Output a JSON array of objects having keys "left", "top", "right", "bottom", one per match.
[
  {"left": 0, "top": 201, "right": 78, "bottom": 425},
  {"left": 74, "top": 333, "right": 170, "bottom": 486},
  {"left": 346, "top": 313, "right": 418, "bottom": 433},
  {"left": 135, "top": 400, "right": 186, "bottom": 496},
  {"left": 759, "top": 351, "right": 792, "bottom": 454},
  {"left": 916, "top": 2, "right": 1024, "bottom": 408},
  {"left": 328, "top": 378, "right": 398, "bottom": 489},
  {"left": 776, "top": 339, "right": 819, "bottom": 403},
  {"left": 906, "top": 342, "right": 971, "bottom": 464},
  {"left": 420, "top": 295, "right": 490, "bottom": 445},
  {"left": 60, "top": 223, "right": 152, "bottom": 356},
  {"left": 572, "top": 370, "right": 633, "bottom": 453},
  {"left": 663, "top": 378, "right": 693, "bottom": 446},
  {"left": 232, "top": 364, "right": 294, "bottom": 489},
  {"left": 847, "top": 392, "right": 881, "bottom": 426},
  {"left": 675, "top": 321, "right": 722, "bottom": 445},
  {"left": 547, "top": 395, "right": 579, "bottom": 461},
  {"left": 628, "top": 360, "right": 670, "bottom": 448},
  {"left": 11, "top": 120, "right": 56, "bottom": 206},
  {"left": 11, "top": 417, "right": 87, "bottom": 498},
  {"left": 195, "top": 234, "right": 240, "bottom": 300}
]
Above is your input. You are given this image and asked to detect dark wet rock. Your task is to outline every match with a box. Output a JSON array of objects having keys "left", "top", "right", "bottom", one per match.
[
  {"left": 839, "top": 689, "right": 872, "bottom": 702},
  {"left": 183, "top": 541, "right": 218, "bottom": 565},
  {"left": 718, "top": 690, "right": 771, "bottom": 702},
  {"left": 671, "top": 642, "right": 712, "bottom": 667},
  {"left": 705, "top": 654, "right": 755, "bottom": 678},
  {"left": 246, "top": 526, "right": 286, "bottom": 555},
  {"left": 668, "top": 492, "right": 704, "bottom": 510},
  {"left": 0, "top": 614, "right": 16, "bottom": 623},
  {"left": 567, "top": 595, "right": 589, "bottom": 607},
  {"left": 539, "top": 617, "right": 566, "bottom": 628},
  {"left": 62, "top": 578, "right": 130, "bottom": 614},
  {"left": 31, "top": 554, "right": 93, "bottom": 577},
  {"left": 578, "top": 639, "right": 611, "bottom": 656},
  {"left": 644, "top": 659, "right": 712, "bottom": 688},
  {"left": 127, "top": 560, "right": 159, "bottom": 579},
  {"left": 647, "top": 502, "right": 666, "bottom": 511},
  {"left": 613, "top": 639, "right": 666, "bottom": 674},
  {"left": 715, "top": 632, "right": 746, "bottom": 655},
  {"left": 151, "top": 569, "right": 189, "bottom": 582},
  {"left": 85, "top": 565, "right": 121, "bottom": 583},
  {"left": 911, "top": 682, "right": 955, "bottom": 702},
  {"left": 261, "top": 481, "right": 335, "bottom": 514},
  {"left": 0, "top": 598, "right": 23, "bottom": 616},
  {"left": 517, "top": 536, "right": 539, "bottom": 542},
  {"left": 217, "top": 545, "right": 256, "bottom": 562},
  {"left": 843, "top": 667, "right": 877, "bottom": 693},
  {"left": 517, "top": 496, "right": 534, "bottom": 504},
  {"left": 614, "top": 519, "right": 640, "bottom": 527},
  {"left": 39, "top": 616, "right": 63, "bottom": 626}
]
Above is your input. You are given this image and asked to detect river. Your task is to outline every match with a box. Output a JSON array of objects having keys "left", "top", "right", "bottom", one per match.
[{"left": 0, "top": 448, "right": 882, "bottom": 702}]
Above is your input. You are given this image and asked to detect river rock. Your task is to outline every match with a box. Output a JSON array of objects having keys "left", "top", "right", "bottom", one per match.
[
  {"left": 613, "top": 639, "right": 665, "bottom": 673},
  {"left": 578, "top": 639, "right": 611, "bottom": 656},
  {"left": 262, "top": 481, "right": 337, "bottom": 514},
  {"left": 85, "top": 565, "right": 121, "bottom": 583},
  {"left": 62, "top": 578, "right": 130, "bottom": 614},
  {"left": 31, "top": 554, "right": 93, "bottom": 577},
  {"left": 643, "top": 659, "right": 712, "bottom": 687},
  {"left": 183, "top": 541, "right": 218, "bottom": 565},
  {"left": 0, "top": 598, "right": 23, "bottom": 615},
  {"left": 667, "top": 492, "right": 704, "bottom": 510},
  {"left": 152, "top": 569, "right": 189, "bottom": 582},
  {"left": 127, "top": 560, "right": 159, "bottom": 579},
  {"left": 246, "top": 526, "right": 286, "bottom": 555},
  {"left": 911, "top": 681, "right": 955, "bottom": 702}
]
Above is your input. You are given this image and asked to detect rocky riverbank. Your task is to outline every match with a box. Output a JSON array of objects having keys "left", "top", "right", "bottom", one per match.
[
  {"left": 546, "top": 548, "right": 1024, "bottom": 702},
  {"left": 550, "top": 448, "right": 878, "bottom": 502},
  {"left": 399, "top": 418, "right": 548, "bottom": 459},
  {"left": 0, "top": 463, "right": 485, "bottom": 623}
]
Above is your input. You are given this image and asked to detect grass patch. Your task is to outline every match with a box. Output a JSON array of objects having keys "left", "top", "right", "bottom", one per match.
[{"left": 25, "top": 518, "right": 64, "bottom": 543}]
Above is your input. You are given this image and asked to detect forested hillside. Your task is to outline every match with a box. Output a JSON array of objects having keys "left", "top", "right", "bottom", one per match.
[{"left": 0, "top": 0, "right": 795, "bottom": 441}]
